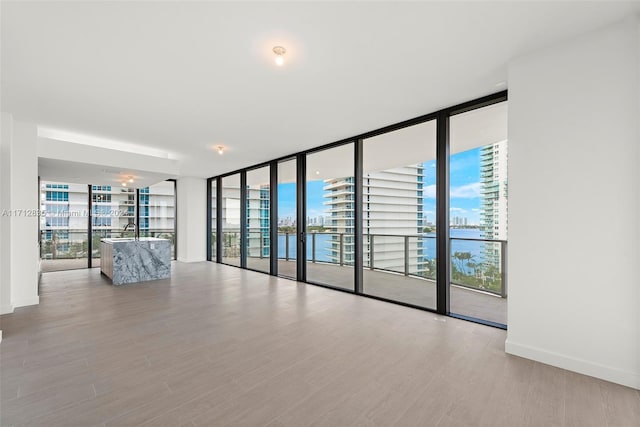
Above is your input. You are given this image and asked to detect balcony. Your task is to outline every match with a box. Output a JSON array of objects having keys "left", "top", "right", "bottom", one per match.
[
  {"left": 40, "top": 229, "right": 176, "bottom": 272},
  {"left": 220, "top": 231, "right": 507, "bottom": 326}
]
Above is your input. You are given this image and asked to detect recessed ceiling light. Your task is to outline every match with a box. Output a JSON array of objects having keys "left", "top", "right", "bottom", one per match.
[
  {"left": 121, "top": 182, "right": 127, "bottom": 187},
  {"left": 315, "top": 170, "right": 320, "bottom": 175},
  {"left": 216, "top": 145, "right": 225, "bottom": 155},
  {"left": 128, "top": 176, "right": 134, "bottom": 183},
  {"left": 273, "top": 46, "right": 286, "bottom": 66}
]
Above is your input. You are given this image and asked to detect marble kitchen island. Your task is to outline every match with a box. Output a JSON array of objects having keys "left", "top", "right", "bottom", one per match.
[{"left": 100, "top": 237, "right": 171, "bottom": 285}]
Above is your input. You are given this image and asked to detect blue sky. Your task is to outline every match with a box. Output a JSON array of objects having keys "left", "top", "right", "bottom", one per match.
[
  {"left": 278, "top": 147, "right": 482, "bottom": 224},
  {"left": 277, "top": 181, "right": 325, "bottom": 221},
  {"left": 423, "top": 147, "right": 482, "bottom": 225}
]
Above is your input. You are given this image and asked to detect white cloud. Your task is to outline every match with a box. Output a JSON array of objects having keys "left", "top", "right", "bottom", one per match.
[
  {"left": 450, "top": 182, "right": 481, "bottom": 199},
  {"left": 450, "top": 207, "right": 467, "bottom": 213},
  {"left": 423, "top": 183, "right": 481, "bottom": 199},
  {"left": 423, "top": 184, "right": 436, "bottom": 198}
]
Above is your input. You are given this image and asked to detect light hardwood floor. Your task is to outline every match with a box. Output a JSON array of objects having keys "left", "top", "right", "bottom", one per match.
[{"left": 1, "top": 262, "right": 638, "bottom": 426}]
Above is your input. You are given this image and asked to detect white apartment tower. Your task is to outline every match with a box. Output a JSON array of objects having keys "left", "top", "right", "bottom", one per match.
[
  {"left": 246, "top": 186, "right": 270, "bottom": 258},
  {"left": 40, "top": 181, "right": 175, "bottom": 259},
  {"left": 480, "top": 140, "right": 508, "bottom": 265},
  {"left": 324, "top": 165, "right": 425, "bottom": 274}
]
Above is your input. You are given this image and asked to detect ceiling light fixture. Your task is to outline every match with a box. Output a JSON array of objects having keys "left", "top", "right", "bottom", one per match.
[
  {"left": 121, "top": 182, "right": 127, "bottom": 187},
  {"left": 273, "top": 46, "right": 286, "bottom": 66},
  {"left": 128, "top": 176, "right": 134, "bottom": 183},
  {"left": 216, "top": 145, "right": 224, "bottom": 155}
]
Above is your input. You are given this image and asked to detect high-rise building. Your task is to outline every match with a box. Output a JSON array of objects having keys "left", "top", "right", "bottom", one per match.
[
  {"left": 138, "top": 181, "right": 176, "bottom": 235},
  {"left": 40, "top": 181, "right": 175, "bottom": 259},
  {"left": 246, "top": 186, "right": 270, "bottom": 258},
  {"left": 480, "top": 140, "right": 508, "bottom": 265},
  {"left": 324, "top": 165, "right": 425, "bottom": 274}
]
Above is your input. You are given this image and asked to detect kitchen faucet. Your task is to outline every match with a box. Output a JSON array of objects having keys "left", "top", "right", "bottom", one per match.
[{"left": 123, "top": 222, "right": 138, "bottom": 240}]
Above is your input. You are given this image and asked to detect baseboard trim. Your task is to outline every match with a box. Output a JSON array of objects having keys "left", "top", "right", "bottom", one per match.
[
  {"left": 177, "top": 257, "right": 206, "bottom": 263},
  {"left": 11, "top": 295, "right": 39, "bottom": 309},
  {"left": 0, "top": 304, "right": 14, "bottom": 315},
  {"left": 505, "top": 339, "right": 640, "bottom": 390}
]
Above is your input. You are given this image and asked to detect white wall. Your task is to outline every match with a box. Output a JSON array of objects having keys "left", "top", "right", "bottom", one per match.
[
  {"left": 0, "top": 113, "right": 13, "bottom": 316},
  {"left": 506, "top": 18, "right": 640, "bottom": 389},
  {"left": 0, "top": 115, "right": 40, "bottom": 315},
  {"left": 176, "top": 177, "right": 206, "bottom": 262}
]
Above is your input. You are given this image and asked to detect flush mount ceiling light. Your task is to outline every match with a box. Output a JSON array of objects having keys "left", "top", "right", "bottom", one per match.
[
  {"left": 273, "top": 46, "right": 286, "bottom": 66},
  {"left": 216, "top": 145, "right": 225, "bottom": 155}
]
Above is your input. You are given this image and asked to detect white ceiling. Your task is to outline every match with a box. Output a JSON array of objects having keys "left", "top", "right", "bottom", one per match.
[
  {"left": 38, "top": 158, "right": 173, "bottom": 189},
  {"left": 2, "top": 1, "right": 639, "bottom": 180}
]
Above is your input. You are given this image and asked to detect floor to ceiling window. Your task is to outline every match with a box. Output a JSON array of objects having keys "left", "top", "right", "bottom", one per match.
[
  {"left": 139, "top": 180, "right": 177, "bottom": 259},
  {"left": 207, "top": 91, "right": 507, "bottom": 328},
  {"left": 210, "top": 179, "right": 217, "bottom": 262},
  {"left": 277, "top": 159, "right": 297, "bottom": 279},
  {"left": 246, "top": 166, "right": 271, "bottom": 274},
  {"left": 90, "top": 185, "right": 136, "bottom": 267},
  {"left": 221, "top": 174, "right": 242, "bottom": 267},
  {"left": 40, "top": 180, "right": 177, "bottom": 272},
  {"left": 361, "top": 120, "right": 437, "bottom": 309},
  {"left": 305, "top": 143, "right": 355, "bottom": 290},
  {"left": 39, "top": 182, "right": 89, "bottom": 272},
  {"left": 449, "top": 101, "right": 508, "bottom": 326}
]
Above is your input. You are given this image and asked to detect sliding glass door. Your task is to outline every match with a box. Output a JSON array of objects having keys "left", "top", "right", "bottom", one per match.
[
  {"left": 221, "top": 174, "right": 241, "bottom": 267},
  {"left": 305, "top": 143, "right": 355, "bottom": 290},
  {"left": 361, "top": 120, "right": 437, "bottom": 309},
  {"left": 246, "top": 166, "right": 271, "bottom": 273},
  {"left": 277, "top": 159, "right": 297, "bottom": 279},
  {"left": 206, "top": 92, "right": 508, "bottom": 328},
  {"left": 39, "top": 182, "right": 89, "bottom": 272},
  {"left": 449, "top": 101, "right": 508, "bottom": 326}
]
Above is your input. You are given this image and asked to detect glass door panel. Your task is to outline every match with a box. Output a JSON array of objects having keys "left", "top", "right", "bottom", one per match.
[
  {"left": 362, "top": 120, "right": 437, "bottom": 309},
  {"left": 305, "top": 143, "right": 355, "bottom": 290}
]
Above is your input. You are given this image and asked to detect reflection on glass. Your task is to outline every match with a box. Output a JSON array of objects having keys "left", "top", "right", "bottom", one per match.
[
  {"left": 246, "top": 166, "right": 270, "bottom": 273},
  {"left": 277, "top": 159, "right": 297, "bottom": 278},
  {"left": 211, "top": 180, "right": 217, "bottom": 261},
  {"left": 39, "top": 181, "right": 89, "bottom": 272},
  {"left": 449, "top": 101, "right": 508, "bottom": 325},
  {"left": 362, "top": 120, "right": 437, "bottom": 309},
  {"left": 222, "top": 174, "right": 241, "bottom": 267},
  {"left": 139, "top": 181, "right": 176, "bottom": 259},
  {"left": 306, "top": 143, "right": 354, "bottom": 290}
]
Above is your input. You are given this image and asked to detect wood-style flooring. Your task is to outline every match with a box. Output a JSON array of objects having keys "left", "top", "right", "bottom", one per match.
[{"left": 1, "top": 262, "right": 638, "bottom": 426}]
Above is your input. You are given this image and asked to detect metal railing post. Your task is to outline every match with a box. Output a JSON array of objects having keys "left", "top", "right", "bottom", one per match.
[
  {"left": 285, "top": 232, "right": 289, "bottom": 261},
  {"left": 369, "top": 234, "right": 375, "bottom": 270},
  {"left": 404, "top": 235, "right": 410, "bottom": 276},
  {"left": 339, "top": 233, "right": 344, "bottom": 266},
  {"left": 312, "top": 232, "right": 316, "bottom": 263}
]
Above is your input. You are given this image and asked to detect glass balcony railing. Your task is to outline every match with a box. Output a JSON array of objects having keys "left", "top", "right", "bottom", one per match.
[
  {"left": 283, "top": 232, "right": 505, "bottom": 297},
  {"left": 450, "top": 237, "right": 507, "bottom": 298},
  {"left": 40, "top": 229, "right": 177, "bottom": 262},
  {"left": 39, "top": 230, "right": 89, "bottom": 260}
]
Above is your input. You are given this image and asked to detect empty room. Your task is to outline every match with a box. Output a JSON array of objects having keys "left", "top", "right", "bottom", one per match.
[{"left": 1, "top": 1, "right": 639, "bottom": 426}]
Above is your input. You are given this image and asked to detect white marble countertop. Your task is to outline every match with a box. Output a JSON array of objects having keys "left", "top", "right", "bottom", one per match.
[{"left": 100, "top": 237, "right": 169, "bottom": 244}]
